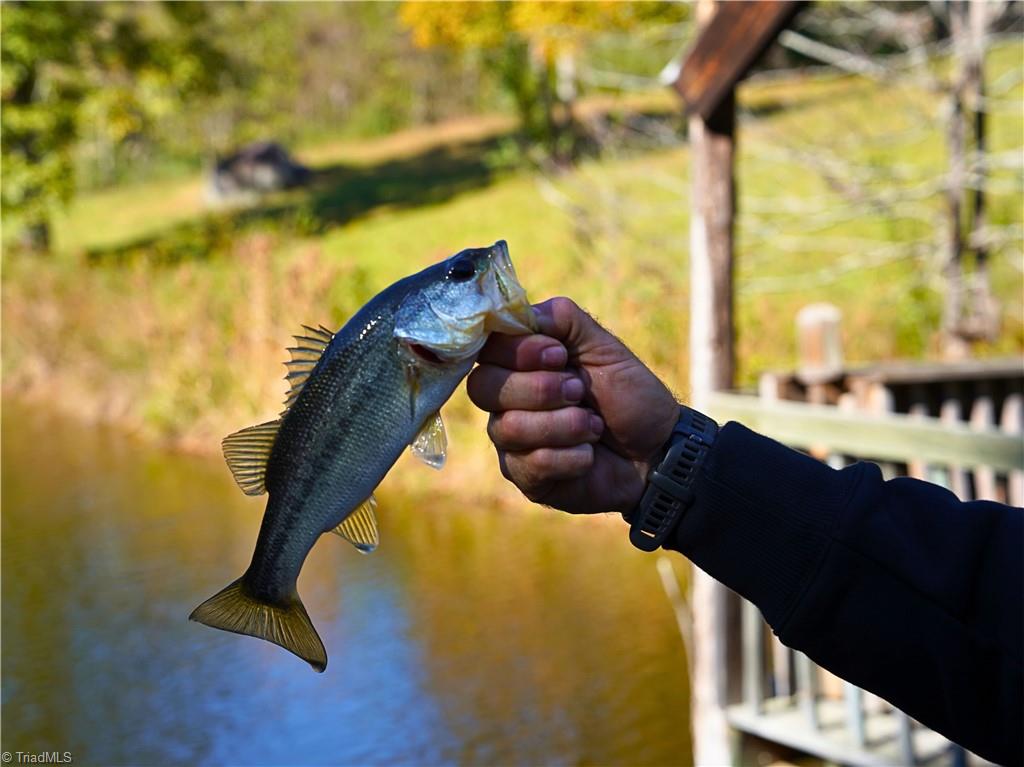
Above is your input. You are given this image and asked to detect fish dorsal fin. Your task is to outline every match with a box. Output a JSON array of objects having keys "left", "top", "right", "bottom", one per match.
[
  {"left": 222, "top": 420, "right": 281, "bottom": 495},
  {"left": 282, "top": 324, "right": 334, "bottom": 412},
  {"left": 330, "top": 495, "right": 379, "bottom": 553},
  {"left": 411, "top": 411, "right": 446, "bottom": 470}
]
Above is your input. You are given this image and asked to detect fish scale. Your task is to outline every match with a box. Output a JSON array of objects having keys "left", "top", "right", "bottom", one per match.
[
  {"left": 250, "top": 308, "right": 463, "bottom": 602},
  {"left": 190, "top": 241, "right": 536, "bottom": 672}
]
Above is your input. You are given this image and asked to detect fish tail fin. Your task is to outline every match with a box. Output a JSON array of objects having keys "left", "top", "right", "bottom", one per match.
[{"left": 189, "top": 577, "right": 327, "bottom": 673}]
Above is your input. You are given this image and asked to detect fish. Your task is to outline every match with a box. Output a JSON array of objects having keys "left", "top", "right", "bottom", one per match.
[{"left": 190, "top": 240, "right": 536, "bottom": 672}]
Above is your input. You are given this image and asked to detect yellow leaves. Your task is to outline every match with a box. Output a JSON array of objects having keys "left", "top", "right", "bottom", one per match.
[
  {"left": 511, "top": 1, "right": 628, "bottom": 37},
  {"left": 400, "top": 1, "right": 679, "bottom": 53},
  {"left": 399, "top": 2, "right": 509, "bottom": 50}
]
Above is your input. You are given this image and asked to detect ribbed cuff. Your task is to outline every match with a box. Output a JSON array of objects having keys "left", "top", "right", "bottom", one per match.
[{"left": 664, "top": 422, "right": 867, "bottom": 631}]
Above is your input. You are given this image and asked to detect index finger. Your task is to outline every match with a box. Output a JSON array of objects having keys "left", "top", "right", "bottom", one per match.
[{"left": 478, "top": 332, "right": 567, "bottom": 371}]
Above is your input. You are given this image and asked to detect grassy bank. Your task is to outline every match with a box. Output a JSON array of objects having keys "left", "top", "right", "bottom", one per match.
[{"left": 4, "top": 45, "right": 1021, "bottom": 500}]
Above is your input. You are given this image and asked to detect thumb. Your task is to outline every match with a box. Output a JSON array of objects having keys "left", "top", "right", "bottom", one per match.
[{"left": 533, "top": 297, "right": 625, "bottom": 360}]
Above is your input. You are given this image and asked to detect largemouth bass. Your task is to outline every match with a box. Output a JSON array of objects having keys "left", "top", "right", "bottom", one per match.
[{"left": 190, "top": 240, "right": 535, "bottom": 671}]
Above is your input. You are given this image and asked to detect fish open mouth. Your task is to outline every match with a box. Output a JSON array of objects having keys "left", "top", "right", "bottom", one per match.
[{"left": 484, "top": 241, "right": 537, "bottom": 334}]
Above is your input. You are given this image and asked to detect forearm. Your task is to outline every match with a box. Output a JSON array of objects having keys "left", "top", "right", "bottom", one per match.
[{"left": 664, "top": 422, "right": 1023, "bottom": 765}]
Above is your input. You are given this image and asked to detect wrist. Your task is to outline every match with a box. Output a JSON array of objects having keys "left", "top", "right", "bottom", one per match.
[
  {"left": 617, "top": 407, "right": 684, "bottom": 516},
  {"left": 627, "top": 405, "right": 719, "bottom": 551},
  {"left": 613, "top": 459, "right": 652, "bottom": 515}
]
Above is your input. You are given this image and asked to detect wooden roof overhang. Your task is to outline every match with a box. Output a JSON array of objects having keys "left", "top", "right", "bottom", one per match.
[{"left": 674, "top": 0, "right": 806, "bottom": 119}]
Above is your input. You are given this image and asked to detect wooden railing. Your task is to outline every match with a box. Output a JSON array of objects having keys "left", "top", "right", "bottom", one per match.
[
  {"left": 708, "top": 391, "right": 1023, "bottom": 473},
  {"left": 699, "top": 358, "right": 1022, "bottom": 767}
]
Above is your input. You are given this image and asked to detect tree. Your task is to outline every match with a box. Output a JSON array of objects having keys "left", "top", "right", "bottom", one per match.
[
  {"left": 1, "top": 2, "right": 230, "bottom": 251},
  {"left": 400, "top": 1, "right": 687, "bottom": 164},
  {"left": 770, "top": 1, "right": 1019, "bottom": 356}
]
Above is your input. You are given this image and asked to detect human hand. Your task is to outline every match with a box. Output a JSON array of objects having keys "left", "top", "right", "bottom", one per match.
[{"left": 467, "top": 297, "right": 679, "bottom": 515}]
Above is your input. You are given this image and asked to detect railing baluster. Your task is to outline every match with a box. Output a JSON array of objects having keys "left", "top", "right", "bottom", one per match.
[
  {"left": 795, "top": 652, "right": 819, "bottom": 730},
  {"left": 950, "top": 743, "right": 968, "bottom": 767},
  {"left": 940, "top": 384, "right": 971, "bottom": 500},
  {"left": 897, "top": 711, "right": 916, "bottom": 766},
  {"left": 742, "top": 600, "right": 763, "bottom": 713},
  {"left": 843, "top": 682, "right": 866, "bottom": 749},
  {"left": 868, "top": 382, "right": 897, "bottom": 479},
  {"left": 770, "top": 638, "right": 791, "bottom": 698},
  {"left": 970, "top": 383, "right": 997, "bottom": 500},
  {"left": 1001, "top": 393, "right": 1023, "bottom": 506},
  {"left": 907, "top": 383, "right": 931, "bottom": 480}
]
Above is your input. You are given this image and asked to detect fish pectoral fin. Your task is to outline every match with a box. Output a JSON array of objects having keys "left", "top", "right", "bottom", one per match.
[
  {"left": 189, "top": 577, "right": 327, "bottom": 673},
  {"left": 222, "top": 420, "right": 281, "bottom": 496},
  {"left": 410, "top": 411, "right": 447, "bottom": 470},
  {"left": 330, "top": 495, "right": 380, "bottom": 554}
]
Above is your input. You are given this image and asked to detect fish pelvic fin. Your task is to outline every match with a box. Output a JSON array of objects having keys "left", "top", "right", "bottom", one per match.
[{"left": 189, "top": 578, "right": 327, "bottom": 673}]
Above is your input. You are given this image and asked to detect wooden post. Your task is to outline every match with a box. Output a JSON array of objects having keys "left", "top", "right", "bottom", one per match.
[
  {"left": 796, "top": 303, "right": 844, "bottom": 389},
  {"left": 797, "top": 303, "right": 843, "bottom": 458},
  {"left": 674, "top": 3, "right": 803, "bottom": 763},
  {"left": 689, "top": 95, "right": 736, "bottom": 401},
  {"left": 688, "top": 2, "right": 738, "bottom": 765}
]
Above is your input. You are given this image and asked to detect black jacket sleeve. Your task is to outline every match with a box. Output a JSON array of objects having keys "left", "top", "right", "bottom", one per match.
[{"left": 664, "top": 422, "right": 1023, "bottom": 766}]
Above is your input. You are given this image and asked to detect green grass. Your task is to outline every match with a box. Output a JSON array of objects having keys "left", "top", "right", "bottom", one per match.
[{"left": 4, "top": 42, "right": 1021, "bottom": 497}]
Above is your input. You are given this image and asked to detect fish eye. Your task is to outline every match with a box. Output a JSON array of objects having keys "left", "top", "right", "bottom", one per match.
[{"left": 448, "top": 258, "right": 476, "bottom": 282}]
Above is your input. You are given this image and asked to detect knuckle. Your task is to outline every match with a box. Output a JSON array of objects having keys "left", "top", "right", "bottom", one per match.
[
  {"left": 549, "top": 296, "right": 578, "bottom": 318},
  {"left": 548, "top": 297, "right": 580, "bottom": 332},
  {"left": 565, "top": 407, "right": 591, "bottom": 439},
  {"left": 532, "top": 373, "right": 560, "bottom": 404},
  {"left": 562, "top": 444, "right": 594, "bottom": 476},
  {"left": 528, "top": 447, "right": 560, "bottom": 475},
  {"left": 502, "top": 452, "right": 542, "bottom": 498},
  {"left": 494, "top": 411, "right": 523, "bottom": 445}
]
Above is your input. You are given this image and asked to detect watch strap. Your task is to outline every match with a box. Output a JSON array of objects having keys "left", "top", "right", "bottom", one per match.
[{"left": 629, "top": 406, "right": 718, "bottom": 551}]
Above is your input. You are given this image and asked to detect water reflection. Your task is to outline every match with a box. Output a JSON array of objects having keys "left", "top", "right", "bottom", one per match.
[{"left": 3, "top": 404, "right": 691, "bottom": 766}]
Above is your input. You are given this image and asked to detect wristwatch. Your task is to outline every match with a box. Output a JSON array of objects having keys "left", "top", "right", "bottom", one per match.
[{"left": 628, "top": 406, "right": 718, "bottom": 551}]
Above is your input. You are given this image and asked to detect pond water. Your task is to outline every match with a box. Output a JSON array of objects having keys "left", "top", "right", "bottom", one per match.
[{"left": 2, "top": 404, "right": 692, "bottom": 766}]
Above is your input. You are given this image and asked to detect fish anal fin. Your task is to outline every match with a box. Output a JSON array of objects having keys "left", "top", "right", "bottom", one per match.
[
  {"left": 330, "top": 495, "right": 380, "bottom": 553},
  {"left": 189, "top": 578, "right": 327, "bottom": 672},
  {"left": 411, "top": 411, "right": 446, "bottom": 469},
  {"left": 222, "top": 420, "right": 280, "bottom": 495}
]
